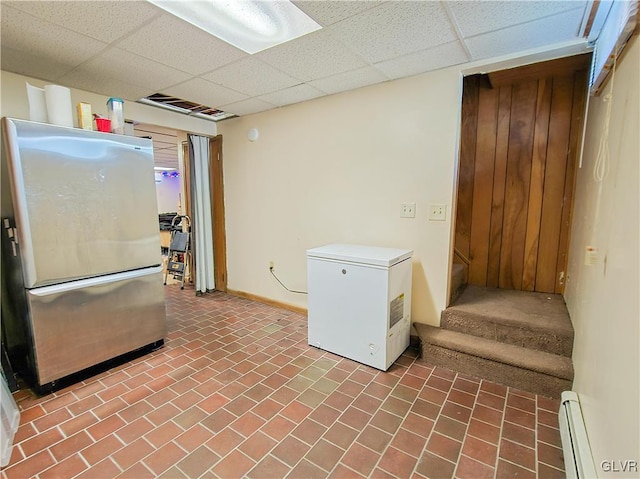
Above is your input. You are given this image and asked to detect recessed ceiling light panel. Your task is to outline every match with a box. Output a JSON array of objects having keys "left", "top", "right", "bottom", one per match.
[{"left": 148, "top": 0, "right": 322, "bottom": 54}]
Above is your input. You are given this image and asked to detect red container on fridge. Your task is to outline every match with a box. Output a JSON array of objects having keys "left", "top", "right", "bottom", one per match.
[{"left": 95, "top": 118, "right": 111, "bottom": 132}]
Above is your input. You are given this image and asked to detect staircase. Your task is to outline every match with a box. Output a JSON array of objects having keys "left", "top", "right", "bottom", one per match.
[{"left": 414, "top": 283, "right": 574, "bottom": 398}]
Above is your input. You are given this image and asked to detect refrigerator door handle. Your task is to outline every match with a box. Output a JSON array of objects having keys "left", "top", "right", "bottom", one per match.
[{"left": 28, "top": 266, "right": 163, "bottom": 296}]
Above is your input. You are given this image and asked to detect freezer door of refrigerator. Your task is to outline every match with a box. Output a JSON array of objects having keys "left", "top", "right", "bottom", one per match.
[
  {"left": 2, "top": 118, "right": 161, "bottom": 288},
  {"left": 26, "top": 267, "right": 166, "bottom": 385}
]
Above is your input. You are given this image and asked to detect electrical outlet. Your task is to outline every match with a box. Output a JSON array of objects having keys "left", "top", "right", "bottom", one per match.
[
  {"left": 400, "top": 203, "right": 416, "bottom": 218},
  {"left": 428, "top": 204, "right": 447, "bottom": 221},
  {"left": 584, "top": 246, "right": 597, "bottom": 265},
  {"left": 269, "top": 261, "right": 274, "bottom": 270}
]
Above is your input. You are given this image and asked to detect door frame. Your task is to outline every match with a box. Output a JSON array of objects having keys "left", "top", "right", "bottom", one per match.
[
  {"left": 450, "top": 54, "right": 590, "bottom": 300},
  {"left": 209, "top": 135, "right": 227, "bottom": 292},
  {"left": 180, "top": 135, "right": 227, "bottom": 292}
]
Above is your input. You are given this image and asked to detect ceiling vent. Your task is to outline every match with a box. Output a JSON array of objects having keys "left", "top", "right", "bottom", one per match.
[{"left": 137, "top": 93, "right": 236, "bottom": 122}]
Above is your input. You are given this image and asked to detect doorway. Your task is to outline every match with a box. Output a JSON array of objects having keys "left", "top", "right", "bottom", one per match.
[
  {"left": 181, "top": 135, "right": 227, "bottom": 292},
  {"left": 453, "top": 54, "right": 591, "bottom": 296}
]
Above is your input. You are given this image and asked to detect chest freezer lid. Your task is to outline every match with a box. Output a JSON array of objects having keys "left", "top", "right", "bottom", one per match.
[{"left": 307, "top": 244, "right": 413, "bottom": 267}]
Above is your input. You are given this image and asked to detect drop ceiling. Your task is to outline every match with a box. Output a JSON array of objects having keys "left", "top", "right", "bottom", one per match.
[
  {"left": 1, "top": 0, "right": 594, "bottom": 120},
  {"left": 133, "top": 122, "right": 179, "bottom": 170}
]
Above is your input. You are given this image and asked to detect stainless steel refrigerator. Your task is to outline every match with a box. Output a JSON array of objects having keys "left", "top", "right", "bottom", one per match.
[{"left": 1, "top": 118, "right": 167, "bottom": 391}]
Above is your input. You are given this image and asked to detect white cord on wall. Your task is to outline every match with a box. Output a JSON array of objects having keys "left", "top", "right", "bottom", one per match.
[
  {"left": 593, "top": 11, "right": 624, "bottom": 183},
  {"left": 593, "top": 90, "right": 612, "bottom": 182}
]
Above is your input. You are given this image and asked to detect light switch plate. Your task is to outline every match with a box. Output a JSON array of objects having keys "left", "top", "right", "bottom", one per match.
[{"left": 428, "top": 204, "right": 446, "bottom": 221}]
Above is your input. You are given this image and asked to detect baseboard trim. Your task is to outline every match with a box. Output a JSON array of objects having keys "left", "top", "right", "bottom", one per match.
[{"left": 227, "top": 289, "right": 308, "bottom": 315}]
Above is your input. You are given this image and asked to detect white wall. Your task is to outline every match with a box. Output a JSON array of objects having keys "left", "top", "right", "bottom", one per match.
[
  {"left": 218, "top": 67, "right": 461, "bottom": 325},
  {"left": 564, "top": 35, "right": 639, "bottom": 475},
  {"left": 1, "top": 70, "right": 217, "bottom": 137},
  {"left": 155, "top": 174, "right": 181, "bottom": 214},
  {"left": 216, "top": 41, "right": 591, "bottom": 325}
]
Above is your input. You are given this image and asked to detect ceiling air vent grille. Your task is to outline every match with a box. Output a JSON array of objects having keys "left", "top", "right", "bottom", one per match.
[{"left": 137, "top": 93, "right": 236, "bottom": 122}]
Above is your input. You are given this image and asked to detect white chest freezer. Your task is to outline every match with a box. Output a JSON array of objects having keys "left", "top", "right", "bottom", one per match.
[{"left": 307, "top": 244, "right": 413, "bottom": 370}]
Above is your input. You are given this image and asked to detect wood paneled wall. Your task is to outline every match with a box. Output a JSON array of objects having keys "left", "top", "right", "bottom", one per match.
[{"left": 455, "top": 59, "right": 589, "bottom": 294}]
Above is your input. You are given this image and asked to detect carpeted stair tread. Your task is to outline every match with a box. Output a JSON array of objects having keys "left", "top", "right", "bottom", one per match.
[
  {"left": 414, "top": 323, "right": 573, "bottom": 380},
  {"left": 446, "top": 285, "right": 573, "bottom": 335},
  {"left": 442, "top": 285, "right": 574, "bottom": 357}
]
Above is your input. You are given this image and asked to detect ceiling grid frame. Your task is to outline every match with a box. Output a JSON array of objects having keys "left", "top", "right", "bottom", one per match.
[{"left": 1, "top": 0, "right": 598, "bottom": 164}]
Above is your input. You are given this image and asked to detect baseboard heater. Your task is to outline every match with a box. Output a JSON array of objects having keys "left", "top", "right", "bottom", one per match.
[{"left": 559, "top": 391, "right": 597, "bottom": 479}]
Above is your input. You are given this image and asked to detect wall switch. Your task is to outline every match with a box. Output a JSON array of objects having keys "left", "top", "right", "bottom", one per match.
[
  {"left": 400, "top": 203, "right": 416, "bottom": 218},
  {"left": 428, "top": 204, "right": 447, "bottom": 221}
]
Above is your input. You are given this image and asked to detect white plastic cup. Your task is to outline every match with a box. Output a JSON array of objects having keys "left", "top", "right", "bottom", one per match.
[
  {"left": 44, "top": 85, "right": 73, "bottom": 127},
  {"left": 107, "top": 97, "right": 125, "bottom": 134},
  {"left": 26, "top": 83, "right": 48, "bottom": 123}
]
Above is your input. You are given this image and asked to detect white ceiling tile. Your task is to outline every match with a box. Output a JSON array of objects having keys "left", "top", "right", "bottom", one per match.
[
  {"left": 1, "top": 46, "right": 75, "bottom": 81},
  {"left": 308, "top": 66, "right": 388, "bottom": 95},
  {"left": 449, "top": 1, "right": 587, "bottom": 38},
  {"left": 4, "top": 0, "right": 160, "bottom": 43},
  {"left": 77, "top": 48, "right": 191, "bottom": 92},
  {"left": 164, "top": 78, "right": 248, "bottom": 108},
  {"left": 258, "top": 84, "right": 324, "bottom": 107},
  {"left": 203, "top": 58, "right": 300, "bottom": 97},
  {"left": 116, "top": 14, "right": 246, "bottom": 76},
  {"left": 327, "top": 1, "right": 458, "bottom": 64},
  {"left": 58, "top": 68, "right": 154, "bottom": 101},
  {"left": 217, "top": 98, "right": 279, "bottom": 116},
  {"left": 255, "top": 29, "right": 368, "bottom": 81},
  {"left": 0, "top": 5, "right": 107, "bottom": 69},
  {"left": 465, "top": 8, "right": 587, "bottom": 60},
  {"left": 0, "top": 0, "right": 594, "bottom": 118},
  {"left": 374, "top": 41, "right": 470, "bottom": 80},
  {"left": 292, "top": 0, "right": 384, "bottom": 26}
]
